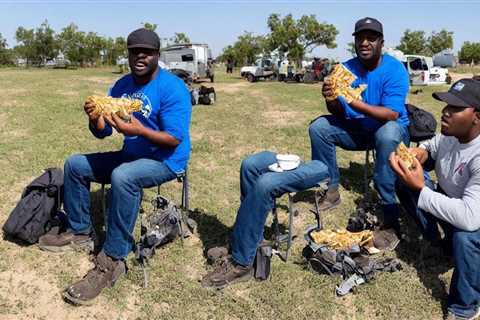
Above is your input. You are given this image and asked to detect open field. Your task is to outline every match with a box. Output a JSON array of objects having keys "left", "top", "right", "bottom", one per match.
[{"left": 0, "top": 66, "right": 457, "bottom": 320}]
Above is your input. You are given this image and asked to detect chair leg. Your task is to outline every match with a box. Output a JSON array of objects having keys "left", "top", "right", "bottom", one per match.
[
  {"left": 285, "top": 193, "right": 295, "bottom": 261},
  {"left": 182, "top": 172, "right": 189, "bottom": 211},
  {"left": 364, "top": 150, "right": 370, "bottom": 199}
]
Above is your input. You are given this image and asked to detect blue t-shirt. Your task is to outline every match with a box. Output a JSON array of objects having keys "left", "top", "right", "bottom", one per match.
[
  {"left": 92, "top": 68, "right": 191, "bottom": 174},
  {"left": 338, "top": 54, "right": 410, "bottom": 131}
]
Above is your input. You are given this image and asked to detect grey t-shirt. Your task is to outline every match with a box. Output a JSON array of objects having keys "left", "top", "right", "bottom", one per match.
[{"left": 418, "top": 134, "right": 480, "bottom": 231}]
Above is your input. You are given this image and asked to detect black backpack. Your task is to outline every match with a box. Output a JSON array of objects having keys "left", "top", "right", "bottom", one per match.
[
  {"left": 406, "top": 104, "right": 437, "bottom": 142},
  {"left": 3, "top": 168, "right": 63, "bottom": 244}
]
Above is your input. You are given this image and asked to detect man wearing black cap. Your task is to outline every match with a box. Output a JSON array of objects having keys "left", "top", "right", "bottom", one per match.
[
  {"left": 390, "top": 79, "right": 480, "bottom": 320},
  {"left": 309, "top": 17, "right": 410, "bottom": 233},
  {"left": 38, "top": 28, "right": 192, "bottom": 305}
]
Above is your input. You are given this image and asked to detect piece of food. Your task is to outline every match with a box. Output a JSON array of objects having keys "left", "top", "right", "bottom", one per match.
[
  {"left": 86, "top": 95, "right": 143, "bottom": 121},
  {"left": 325, "top": 64, "right": 367, "bottom": 103},
  {"left": 310, "top": 228, "right": 374, "bottom": 250},
  {"left": 395, "top": 142, "right": 416, "bottom": 170}
]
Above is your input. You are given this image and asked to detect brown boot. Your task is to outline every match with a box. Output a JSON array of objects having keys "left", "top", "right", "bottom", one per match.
[
  {"left": 201, "top": 257, "right": 252, "bottom": 289},
  {"left": 38, "top": 231, "right": 93, "bottom": 252},
  {"left": 317, "top": 188, "right": 341, "bottom": 211},
  {"left": 63, "top": 251, "right": 126, "bottom": 305}
]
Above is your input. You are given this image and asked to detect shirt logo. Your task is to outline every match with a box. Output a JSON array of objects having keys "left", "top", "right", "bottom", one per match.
[
  {"left": 453, "top": 82, "right": 465, "bottom": 92},
  {"left": 121, "top": 92, "right": 152, "bottom": 118},
  {"left": 454, "top": 162, "right": 467, "bottom": 176}
]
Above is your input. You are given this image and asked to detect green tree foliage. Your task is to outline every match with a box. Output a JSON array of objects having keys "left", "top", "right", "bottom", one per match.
[
  {"left": 143, "top": 22, "right": 158, "bottom": 32},
  {"left": 15, "top": 27, "right": 36, "bottom": 65},
  {"left": 0, "top": 33, "right": 14, "bottom": 65},
  {"left": 428, "top": 29, "right": 453, "bottom": 54},
  {"left": 396, "top": 29, "right": 429, "bottom": 55},
  {"left": 34, "top": 20, "right": 58, "bottom": 64},
  {"left": 266, "top": 13, "right": 337, "bottom": 64},
  {"left": 397, "top": 29, "right": 454, "bottom": 56},
  {"left": 172, "top": 32, "right": 190, "bottom": 44},
  {"left": 459, "top": 42, "right": 480, "bottom": 64},
  {"left": 57, "top": 23, "right": 84, "bottom": 66},
  {"left": 218, "top": 32, "right": 265, "bottom": 65},
  {"left": 347, "top": 42, "right": 356, "bottom": 57}
]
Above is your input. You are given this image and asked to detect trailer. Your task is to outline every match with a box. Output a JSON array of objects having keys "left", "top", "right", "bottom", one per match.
[{"left": 160, "top": 43, "right": 214, "bottom": 82}]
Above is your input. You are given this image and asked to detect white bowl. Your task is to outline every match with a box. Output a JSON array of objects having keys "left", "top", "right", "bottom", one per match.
[{"left": 276, "top": 154, "right": 300, "bottom": 171}]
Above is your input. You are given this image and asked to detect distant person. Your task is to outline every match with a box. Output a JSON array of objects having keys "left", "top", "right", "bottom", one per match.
[
  {"left": 38, "top": 28, "right": 192, "bottom": 305},
  {"left": 390, "top": 79, "right": 480, "bottom": 320},
  {"left": 309, "top": 17, "right": 410, "bottom": 235},
  {"left": 226, "top": 59, "right": 234, "bottom": 74}
]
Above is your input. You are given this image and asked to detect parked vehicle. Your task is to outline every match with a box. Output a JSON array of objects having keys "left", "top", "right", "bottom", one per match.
[
  {"left": 403, "top": 55, "right": 450, "bottom": 86},
  {"left": 160, "top": 43, "right": 214, "bottom": 82},
  {"left": 240, "top": 58, "right": 277, "bottom": 82},
  {"left": 433, "top": 49, "right": 457, "bottom": 68}
]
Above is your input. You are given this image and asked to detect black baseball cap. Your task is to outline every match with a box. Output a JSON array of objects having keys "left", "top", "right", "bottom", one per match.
[
  {"left": 433, "top": 79, "right": 480, "bottom": 110},
  {"left": 353, "top": 17, "right": 383, "bottom": 36},
  {"left": 127, "top": 28, "right": 160, "bottom": 51}
]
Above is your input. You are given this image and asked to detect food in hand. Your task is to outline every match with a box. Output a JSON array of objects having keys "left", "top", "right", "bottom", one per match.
[
  {"left": 310, "top": 228, "right": 373, "bottom": 250},
  {"left": 86, "top": 95, "right": 143, "bottom": 121},
  {"left": 395, "top": 142, "right": 416, "bottom": 170},
  {"left": 325, "top": 64, "right": 367, "bottom": 103}
]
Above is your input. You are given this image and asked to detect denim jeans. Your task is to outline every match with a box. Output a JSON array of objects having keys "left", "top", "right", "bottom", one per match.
[
  {"left": 231, "top": 151, "right": 329, "bottom": 266},
  {"left": 64, "top": 151, "right": 177, "bottom": 259},
  {"left": 309, "top": 115, "right": 409, "bottom": 227},
  {"left": 397, "top": 177, "right": 480, "bottom": 318}
]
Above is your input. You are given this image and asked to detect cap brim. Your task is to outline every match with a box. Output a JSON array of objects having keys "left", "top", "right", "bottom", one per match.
[
  {"left": 352, "top": 27, "right": 383, "bottom": 36},
  {"left": 127, "top": 44, "right": 159, "bottom": 50},
  {"left": 432, "top": 92, "right": 470, "bottom": 108}
]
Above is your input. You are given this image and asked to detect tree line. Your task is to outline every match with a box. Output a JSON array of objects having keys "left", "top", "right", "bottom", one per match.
[
  {"left": 0, "top": 20, "right": 191, "bottom": 67},
  {"left": 218, "top": 14, "right": 480, "bottom": 66}
]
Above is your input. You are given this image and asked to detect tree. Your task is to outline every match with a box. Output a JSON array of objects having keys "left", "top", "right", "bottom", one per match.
[
  {"left": 218, "top": 32, "right": 265, "bottom": 66},
  {"left": 172, "top": 32, "right": 190, "bottom": 44},
  {"left": 57, "top": 23, "right": 85, "bottom": 66},
  {"left": 15, "top": 26, "right": 36, "bottom": 65},
  {"left": 347, "top": 42, "right": 356, "bottom": 57},
  {"left": 34, "top": 20, "right": 58, "bottom": 64},
  {"left": 459, "top": 42, "right": 480, "bottom": 64},
  {"left": 428, "top": 29, "right": 453, "bottom": 54},
  {"left": 266, "top": 13, "right": 338, "bottom": 64},
  {"left": 143, "top": 22, "right": 157, "bottom": 32},
  {"left": 0, "top": 33, "right": 13, "bottom": 65},
  {"left": 396, "top": 29, "right": 429, "bottom": 55}
]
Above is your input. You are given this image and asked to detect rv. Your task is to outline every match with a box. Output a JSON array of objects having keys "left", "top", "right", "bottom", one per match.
[{"left": 160, "top": 43, "right": 214, "bottom": 82}]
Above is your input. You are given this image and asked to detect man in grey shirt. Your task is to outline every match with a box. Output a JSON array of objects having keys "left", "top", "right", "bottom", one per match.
[{"left": 390, "top": 78, "right": 480, "bottom": 320}]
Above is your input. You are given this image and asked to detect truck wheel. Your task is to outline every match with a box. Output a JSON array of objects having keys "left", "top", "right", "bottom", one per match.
[
  {"left": 247, "top": 73, "right": 256, "bottom": 83},
  {"left": 278, "top": 74, "right": 285, "bottom": 82}
]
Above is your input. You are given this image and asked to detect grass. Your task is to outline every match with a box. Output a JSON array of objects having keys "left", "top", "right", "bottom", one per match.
[{"left": 0, "top": 66, "right": 455, "bottom": 319}]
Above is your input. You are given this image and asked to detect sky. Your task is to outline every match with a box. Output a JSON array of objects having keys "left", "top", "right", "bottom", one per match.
[{"left": 0, "top": 0, "right": 479, "bottom": 61}]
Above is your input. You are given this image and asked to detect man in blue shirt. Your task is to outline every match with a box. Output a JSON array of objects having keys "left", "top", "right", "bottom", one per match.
[
  {"left": 38, "top": 28, "right": 192, "bottom": 305},
  {"left": 309, "top": 17, "right": 410, "bottom": 233}
]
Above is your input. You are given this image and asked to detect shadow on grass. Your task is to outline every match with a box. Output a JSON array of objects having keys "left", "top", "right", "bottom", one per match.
[
  {"left": 394, "top": 215, "right": 452, "bottom": 314},
  {"left": 187, "top": 208, "right": 231, "bottom": 254}
]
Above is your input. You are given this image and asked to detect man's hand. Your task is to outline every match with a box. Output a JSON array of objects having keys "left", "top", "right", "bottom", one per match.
[
  {"left": 84, "top": 101, "right": 100, "bottom": 121},
  {"left": 322, "top": 79, "right": 335, "bottom": 99},
  {"left": 409, "top": 147, "right": 429, "bottom": 165},
  {"left": 105, "top": 113, "right": 145, "bottom": 136},
  {"left": 389, "top": 152, "right": 425, "bottom": 192}
]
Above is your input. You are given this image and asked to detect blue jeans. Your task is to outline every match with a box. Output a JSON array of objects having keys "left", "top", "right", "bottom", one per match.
[
  {"left": 64, "top": 151, "right": 177, "bottom": 259},
  {"left": 309, "top": 115, "right": 409, "bottom": 227},
  {"left": 397, "top": 177, "right": 480, "bottom": 318},
  {"left": 231, "top": 151, "right": 329, "bottom": 266}
]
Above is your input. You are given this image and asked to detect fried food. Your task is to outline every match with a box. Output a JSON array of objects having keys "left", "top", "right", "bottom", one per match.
[
  {"left": 310, "top": 229, "right": 374, "bottom": 250},
  {"left": 395, "top": 142, "right": 416, "bottom": 170},
  {"left": 86, "top": 95, "right": 143, "bottom": 121},
  {"left": 325, "top": 64, "right": 367, "bottom": 103}
]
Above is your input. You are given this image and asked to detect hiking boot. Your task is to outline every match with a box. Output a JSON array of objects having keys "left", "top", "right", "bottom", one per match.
[
  {"left": 38, "top": 230, "right": 93, "bottom": 253},
  {"left": 201, "top": 257, "right": 253, "bottom": 289},
  {"left": 63, "top": 251, "right": 126, "bottom": 305},
  {"left": 317, "top": 188, "right": 341, "bottom": 211}
]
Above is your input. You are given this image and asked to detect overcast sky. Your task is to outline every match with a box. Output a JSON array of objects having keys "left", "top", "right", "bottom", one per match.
[{"left": 0, "top": 0, "right": 479, "bottom": 60}]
